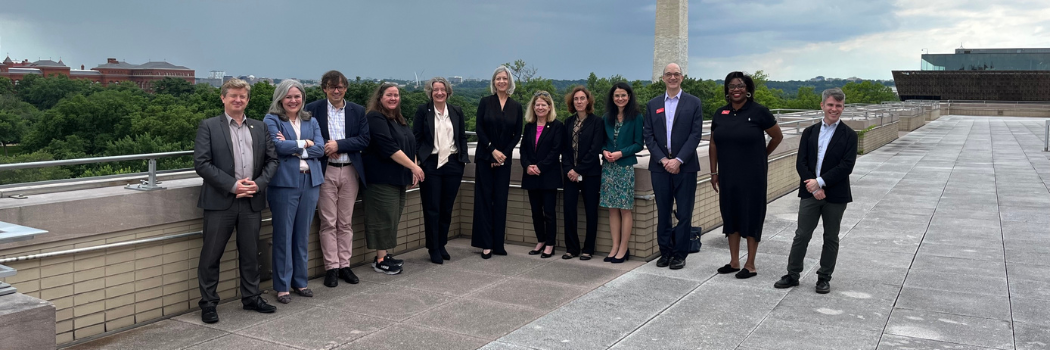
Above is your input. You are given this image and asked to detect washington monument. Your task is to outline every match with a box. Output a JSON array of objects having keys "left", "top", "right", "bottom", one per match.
[{"left": 653, "top": 0, "right": 688, "bottom": 82}]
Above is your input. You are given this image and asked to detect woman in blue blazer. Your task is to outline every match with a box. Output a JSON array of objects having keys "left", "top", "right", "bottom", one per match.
[
  {"left": 599, "top": 82, "right": 644, "bottom": 263},
  {"left": 263, "top": 79, "right": 325, "bottom": 304},
  {"left": 520, "top": 91, "right": 565, "bottom": 259}
]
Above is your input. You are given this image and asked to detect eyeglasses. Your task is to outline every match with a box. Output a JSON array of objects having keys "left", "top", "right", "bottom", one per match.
[
  {"left": 727, "top": 84, "right": 747, "bottom": 90},
  {"left": 326, "top": 85, "right": 346, "bottom": 91},
  {"left": 663, "top": 72, "right": 682, "bottom": 78},
  {"left": 533, "top": 91, "right": 550, "bottom": 97}
]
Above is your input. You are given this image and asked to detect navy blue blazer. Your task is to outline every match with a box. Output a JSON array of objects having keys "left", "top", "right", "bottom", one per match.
[
  {"left": 643, "top": 91, "right": 704, "bottom": 173},
  {"left": 520, "top": 120, "right": 566, "bottom": 190},
  {"left": 263, "top": 114, "right": 325, "bottom": 188},
  {"left": 304, "top": 99, "right": 369, "bottom": 186}
]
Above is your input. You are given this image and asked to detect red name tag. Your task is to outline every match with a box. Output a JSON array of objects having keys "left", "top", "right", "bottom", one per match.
[
  {"left": 721, "top": 110, "right": 730, "bottom": 115},
  {"left": 656, "top": 108, "right": 664, "bottom": 114}
]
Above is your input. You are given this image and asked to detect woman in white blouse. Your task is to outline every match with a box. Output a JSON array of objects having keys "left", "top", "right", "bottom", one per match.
[{"left": 413, "top": 77, "right": 471, "bottom": 264}]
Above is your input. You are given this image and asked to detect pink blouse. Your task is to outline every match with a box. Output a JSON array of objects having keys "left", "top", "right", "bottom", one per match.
[{"left": 535, "top": 124, "right": 544, "bottom": 146}]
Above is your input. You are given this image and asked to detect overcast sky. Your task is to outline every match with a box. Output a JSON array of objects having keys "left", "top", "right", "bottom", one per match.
[{"left": 2, "top": 0, "right": 1048, "bottom": 82}]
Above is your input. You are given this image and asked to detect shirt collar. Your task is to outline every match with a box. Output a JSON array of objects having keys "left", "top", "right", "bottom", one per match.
[
  {"left": 822, "top": 119, "right": 840, "bottom": 128},
  {"left": 433, "top": 103, "right": 448, "bottom": 117},
  {"left": 225, "top": 112, "right": 245, "bottom": 126},
  {"left": 664, "top": 90, "right": 682, "bottom": 101},
  {"left": 327, "top": 99, "right": 346, "bottom": 111}
]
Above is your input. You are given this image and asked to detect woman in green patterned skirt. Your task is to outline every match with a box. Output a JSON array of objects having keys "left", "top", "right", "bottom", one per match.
[{"left": 599, "top": 82, "right": 644, "bottom": 263}]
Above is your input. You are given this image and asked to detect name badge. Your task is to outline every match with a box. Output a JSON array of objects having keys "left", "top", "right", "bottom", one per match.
[
  {"left": 721, "top": 110, "right": 730, "bottom": 115},
  {"left": 656, "top": 108, "right": 665, "bottom": 114}
]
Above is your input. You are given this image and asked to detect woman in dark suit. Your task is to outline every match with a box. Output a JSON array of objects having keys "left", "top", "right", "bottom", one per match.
[
  {"left": 363, "top": 82, "right": 424, "bottom": 275},
  {"left": 520, "top": 91, "right": 565, "bottom": 259},
  {"left": 263, "top": 79, "right": 325, "bottom": 304},
  {"left": 414, "top": 77, "right": 470, "bottom": 265},
  {"left": 599, "top": 82, "right": 644, "bottom": 263},
  {"left": 709, "top": 71, "right": 783, "bottom": 279},
  {"left": 562, "top": 86, "right": 604, "bottom": 260},
  {"left": 471, "top": 66, "right": 523, "bottom": 259}
]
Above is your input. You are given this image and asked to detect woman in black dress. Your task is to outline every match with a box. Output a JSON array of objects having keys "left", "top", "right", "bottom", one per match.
[
  {"left": 709, "top": 71, "right": 783, "bottom": 279},
  {"left": 520, "top": 91, "right": 565, "bottom": 258},
  {"left": 471, "top": 66, "right": 524, "bottom": 259}
]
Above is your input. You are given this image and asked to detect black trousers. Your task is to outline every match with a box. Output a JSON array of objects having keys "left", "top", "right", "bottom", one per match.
[
  {"left": 420, "top": 157, "right": 464, "bottom": 256},
  {"left": 527, "top": 189, "right": 559, "bottom": 246},
  {"left": 471, "top": 162, "right": 511, "bottom": 253},
  {"left": 787, "top": 197, "right": 848, "bottom": 281},
  {"left": 651, "top": 171, "right": 697, "bottom": 259},
  {"left": 564, "top": 174, "right": 601, "bottom": 255},
  {"left": 198, "top": 198, "right": 262, "bottom": 308}
]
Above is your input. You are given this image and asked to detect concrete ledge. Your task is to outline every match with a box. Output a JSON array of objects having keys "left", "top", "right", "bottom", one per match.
[{"left": 0, "top": 292, "right": 56, "bottom": 350}]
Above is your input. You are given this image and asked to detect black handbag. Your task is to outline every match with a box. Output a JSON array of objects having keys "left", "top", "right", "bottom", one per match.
[{"left": 689, "top": 226, "right": 703, "bottom": 253}]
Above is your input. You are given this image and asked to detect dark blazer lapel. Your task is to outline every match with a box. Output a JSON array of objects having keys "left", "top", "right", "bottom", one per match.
[
  {"left": 428, "top": 103, "right": 438, "bottom": 143},
  {"left": 316, "top": 104, "right": 330, "bottom": 140},
  {"left": 218, "top": 116, "right": 235, "bottom": 161},
  {"left": 821, "top": 124, "right": 847, "bottom": 171},
  {"left": 809, "top": 124, "right": 821, "bottom": 172}
]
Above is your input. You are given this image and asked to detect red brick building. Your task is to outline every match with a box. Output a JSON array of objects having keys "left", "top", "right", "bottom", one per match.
[{"left": 0, "top": 56, "right": 194, "bottom": 91}]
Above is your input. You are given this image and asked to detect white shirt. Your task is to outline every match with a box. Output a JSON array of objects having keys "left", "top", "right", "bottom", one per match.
[
  {"left": 815, "top": 119, "right": 840, "bottom": 188},
  {"left": 431, "top": 104, "right": 457, "bottom": 155},
  {"left": 326, "top": 100, "right": 350, "bottom": 164},
  {"left": 289, "top": 117, "right": 310, "bottom": 171}
]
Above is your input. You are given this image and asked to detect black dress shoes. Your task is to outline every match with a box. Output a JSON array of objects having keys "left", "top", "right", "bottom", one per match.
[
  {"left": 735, "top": 269, "right": 757, "bottom": 279},
  {"left": 201, "top": 306, "right": 218, "bottom": 324},
  {"left": 440, "top": 249, "right": 451, "bottom": 261},
  {"left": 482, "top": 251, "right": 492, "bottom": 259},
  {"left": 815, "top": 280, "right": 831, "bottom": 294},
  {"left": 669, "top": 257, "right": 686, "bottom": 270},
  {"left": 243, "top": 297, "right": 276, "bottom": 313},
  {"left": 656, "top": 255, "right": 671, "bottom": 268},
  {"left": 493, "top": 250, "right": 508, "bottom": 256},
  {"left": 528, "top": 245, "right": 544, "bottom": 255},
  {"left": 339, "top": 267, "right": 359, "bottom": 284},
  {"left": 324, "top": 269, "right": 339, "bottom": 288},
  {"left": 429, "top": 250, "right": 444, "bottom": 264},
  {"left": 774, "top": 275, "right": 799, "bottom": 289}
]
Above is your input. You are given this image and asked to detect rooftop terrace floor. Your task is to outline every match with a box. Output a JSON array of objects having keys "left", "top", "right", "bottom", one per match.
[{"left": 66, "top": 116, "right": 1050, "bottom": 350}]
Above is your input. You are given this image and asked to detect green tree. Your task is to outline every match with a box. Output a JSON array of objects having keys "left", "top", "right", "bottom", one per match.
[
  {"left": 0, "top": 151, "right": 72, "bottom": 185},
  {"left": 152, "top": 77, "right": 195, "bottom": 97},
  {"left": 0, "top": 111, "right": 26, "bottom": 156},
  {"left": 841, "top": 81, "right": 898, "bottom": 104},
  {"left": 246, "top": 81, "right": 275, "bottom": 119},
  {"left": 18, "top": 74, "right": 102, "bottom": 110},
  {"left": 24, "top": 89, "right": 147, "bottom": 155},
  {"left": 0, "top": 77, "right": 14, "bottom": 95}
]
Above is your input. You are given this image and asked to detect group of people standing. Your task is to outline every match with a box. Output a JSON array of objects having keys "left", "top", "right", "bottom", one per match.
[
  {"left": 191, "top": 62, "right": 858, "bottom": 324},
  {"left": 472, "top": 66, "right": 642, "bottom": 263}
]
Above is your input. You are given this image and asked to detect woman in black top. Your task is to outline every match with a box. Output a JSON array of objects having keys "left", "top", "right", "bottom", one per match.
[
  {"left": 414, "top": 77, "right": 471, "bottom": 265},
  {"left": 520, "top": 91, "right": 565, "bottom": 259},
  {"left": 471, "top": 66, "right": 524, "bottom": 259},
  {"left": 709, "top": 71, "right": 783, "bottom": 279},
  {"left": 363, "top": 82, "right": 424, "bottom": 275},
  {"left": 561, "top": 86, "right": 605, "bottom": 260}
]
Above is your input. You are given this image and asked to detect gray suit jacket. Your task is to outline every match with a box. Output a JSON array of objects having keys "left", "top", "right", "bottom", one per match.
[{"left": 193, "top": 114, "right": 278, "bottom": 212}]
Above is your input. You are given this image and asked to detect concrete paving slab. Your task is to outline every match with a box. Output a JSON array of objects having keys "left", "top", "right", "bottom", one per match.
[
  {"left": 1011, "top": 297, "right": 1050, "bottom": 328},
  {"left": 336, "top": 324, "right": 488, "bottom": 350},
  {"left": 406, "top": 298, "right": 547, "bottom": 340},
  {"left": 324, "top": 283, "right": 454, "bottom": 321},
  {"left": 182, "top": 334, "right": 296, "bottom": 350},
  {"left": 470, "top": 277, "right": 591, "bottom": 312},
  {"left": 234, "top": 306, "right": 389, "bottom": 349},
  {"left": 173, "top": 295, "right": 311, "bottom": 332},
  {"left": 903, "top": 269, "right": 1009, "bottom": 297},
  {"left": 917, "top": 241, "right": 1006, "bottom": 262},
  {"left": 1007, "top": 262, "right": 1050, "bottom": 284},
  {"left": 64, "top": 320, "right": 227, "bottom": 350},
  {"left": 769, "top": 289, "right": 895, "bottom": 331},
  {"left": 389, "top": 265, "right": 504, "bottom": 297},
  {"left": 884, "top": 308, "right": 1014, "bottom": 350},
  {"left": 877, "top": 334, "right": 1002, "bottom": 350},
  {"left": 1013, "top": 322, "right": 1050, "bottom": 350},
  {"left": 895, "top": 286, "right": 1012, "bottom": 320},
  {"left": 516, "top": 261, "right": 626, "bottom": 289},
  {"left": 741, "top": 317, "right": 881, "bottom": 350}
]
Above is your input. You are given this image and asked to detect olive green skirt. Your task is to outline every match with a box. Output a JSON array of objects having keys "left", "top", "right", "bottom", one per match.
[{"left": 363, "top": 183, "right": 406, "bottom": 250}]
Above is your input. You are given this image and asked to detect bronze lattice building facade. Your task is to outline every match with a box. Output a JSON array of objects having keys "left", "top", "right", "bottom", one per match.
[{"left": 893, "top": 48, "right": 1050, "bottom": 101}]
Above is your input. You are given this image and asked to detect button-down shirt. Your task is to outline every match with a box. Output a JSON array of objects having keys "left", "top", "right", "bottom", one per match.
[
  {"left": 664, "top": 91, "right": 683, "bottom": 163},
  {"left": 288, "top": 117, "right": 310, "bottom": 171},
  {"left": 432, "top": 104, "right": 457, "bottom": 155},
  {"left": 226, "top": 113, "right": 254, "bottom": 193},
  {"left": 326, "top": 99, "right": 350, "bottom": 164},
  {"left": 815, "top": 119, "right": 840, "bottom": 188}
]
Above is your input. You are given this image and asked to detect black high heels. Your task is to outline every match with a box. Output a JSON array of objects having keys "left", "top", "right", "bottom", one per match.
[
  {"left": 528, "top": 244, "right": 546, "bottom": 255},
  {"left": 540, "top": 247, "right": 555, "bottom": 258},
  {"left": 610, "top": 249, "right": 630, "bottom": 264}
]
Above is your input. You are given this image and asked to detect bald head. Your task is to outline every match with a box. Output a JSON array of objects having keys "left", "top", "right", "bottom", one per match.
[{"left": 661, "top": 63, "right": 683, "bottom": 94}]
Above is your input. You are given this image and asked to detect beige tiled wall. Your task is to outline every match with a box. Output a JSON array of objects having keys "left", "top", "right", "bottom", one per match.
[{"left": 858, "top": 122, "right": 899, "bottom": 154}]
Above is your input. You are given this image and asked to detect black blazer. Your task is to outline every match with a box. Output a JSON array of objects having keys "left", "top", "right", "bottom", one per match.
[
  {"left": 643, "top": 92, "right": 704, "bottom": 173},
  {"left": 796, "top": 122, "right": 858, "bottom": 203},
  {"left": 520, "top": 120, "right": 566, "bottom": 190},
  {"left": 363, "top": 111, "right": 417, "bottom": 187},
  {"left": 304, "top": 99, "right": 369, "bottom": 186},
  {"left": 193, "top": 114, "right": 278, "bottom": 212},
  {"left": 474, "top": 95, "right": 523, "bottom": 164},
  {"left": 413, "top": 101, "right": 471, "bottom": 166},
  {"left": 561, "top": 113, "right": 605, "bottom": 177}
]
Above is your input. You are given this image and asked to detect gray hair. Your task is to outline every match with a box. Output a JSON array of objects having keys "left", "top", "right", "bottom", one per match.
[
  {"left": 489, "top": 65, "right": 516, "bottom": 95},
  {"left": 425, "top": 77, "right": 453, "bottom": 100},
  {"left": 269, "top": 79, "right": 311, "bottom": 121},
  {"left": 821, "top": 87, "right": 846, "bottom": 104}
]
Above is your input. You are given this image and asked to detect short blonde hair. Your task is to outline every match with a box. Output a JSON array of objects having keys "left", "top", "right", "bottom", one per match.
[
  {"left": 524, "top": 90, "right": 556, "bottom": 124},
  {"left": 489, "top": 65, "right": 516, "bottom": 95},
  {"left": 220, "top": 78, "right": 251, "bottom": 97},
  {"left": 425, "top": 77, "right": 453, "bottom": 100}
]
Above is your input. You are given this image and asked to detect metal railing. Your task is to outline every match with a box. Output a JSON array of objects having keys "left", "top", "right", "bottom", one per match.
[
  {"left": 1045, "top": 120, "right": 1049, "bottom": 152},
  {"left": 0, "top": 151, "right": 193, "bottom": 191}
]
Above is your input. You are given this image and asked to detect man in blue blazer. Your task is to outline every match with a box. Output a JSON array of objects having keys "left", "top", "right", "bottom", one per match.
[
  {"left": 303, "top": 70, "right": 370, "bottom": 288},
  {"left": 643, "top": 63, "right": 704, "bottom": 270}
]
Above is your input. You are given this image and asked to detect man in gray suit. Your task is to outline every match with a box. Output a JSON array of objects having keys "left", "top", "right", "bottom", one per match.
[{"left": 193, "top": 78, "right": 279, "bottom": 324}]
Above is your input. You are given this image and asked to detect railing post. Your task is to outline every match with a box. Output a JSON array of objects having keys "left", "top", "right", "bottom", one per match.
[
  {"left": 1044, "top": 120, "right": 1049, "bottom": 152},
  {"left": 125, "top": 158, "right": 166, "bottom": 191}
]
